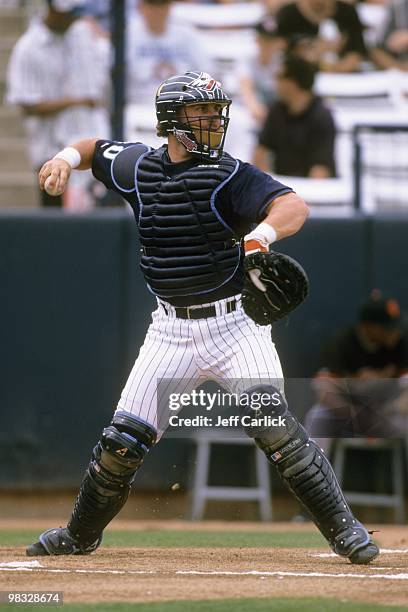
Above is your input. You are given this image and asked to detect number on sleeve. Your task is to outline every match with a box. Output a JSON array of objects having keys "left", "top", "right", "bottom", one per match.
[{"left": 103, "top": 145, "right": 125, "bottom": 160}]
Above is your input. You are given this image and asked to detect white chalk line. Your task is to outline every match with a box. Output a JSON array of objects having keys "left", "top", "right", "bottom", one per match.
[
  {"left": 0, "top": 558, "right": 408, "bottom": 580},
  {"left": 0, "top": 561, "right": 41, "bottom": 568},
  {"left": 177, "top": 570, "right": 408, "bottom": 581},
  {"left": 310, "top": 549, "right": 408, "bottom": 558},
  {"left": 0, "top": 559, "right": 153, "bottom": 575}
]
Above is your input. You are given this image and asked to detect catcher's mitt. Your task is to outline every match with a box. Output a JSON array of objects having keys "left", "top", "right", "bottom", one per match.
[{"left": 242, "top": 251, "right": 309, "bottom": 325}]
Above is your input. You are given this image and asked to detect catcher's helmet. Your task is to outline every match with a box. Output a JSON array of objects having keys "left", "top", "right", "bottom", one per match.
[{"left": 155, "top": 71, "right": 231, "bottom": 160}]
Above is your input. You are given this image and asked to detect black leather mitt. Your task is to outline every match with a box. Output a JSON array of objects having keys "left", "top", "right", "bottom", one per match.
[{"left": 242, "top": 251, "right": 309, "bottom": 325}]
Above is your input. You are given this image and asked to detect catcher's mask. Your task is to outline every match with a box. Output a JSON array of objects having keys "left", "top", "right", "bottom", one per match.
[{"left": 155, "top": 71, "right": 231, "bottom": 161}]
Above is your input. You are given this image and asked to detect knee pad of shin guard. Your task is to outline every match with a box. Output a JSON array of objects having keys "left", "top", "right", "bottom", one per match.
[
  {"left": 94, "top": 412, "right": 157, "bottom": 486},
  {"left": 242, "top": 385, "right": 308, "bottom": 454},
  {"left": 240, "top": 385, "right": 289, "bottom": 438}
]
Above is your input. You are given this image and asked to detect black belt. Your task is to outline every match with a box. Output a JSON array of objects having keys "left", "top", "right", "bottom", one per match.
[{"left": 162, "top": 299, "right": 237, "bottom": 320}]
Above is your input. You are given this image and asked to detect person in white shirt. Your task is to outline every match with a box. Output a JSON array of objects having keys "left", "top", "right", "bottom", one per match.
[
  {"left": 6, "top": 0, "right": 110, "bottom": 207},
  {"left": 126, "top": 0, "right": 213, "bottom": 105}
]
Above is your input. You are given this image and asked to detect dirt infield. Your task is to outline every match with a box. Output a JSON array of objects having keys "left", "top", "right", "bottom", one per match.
[{"left": 1, "top": 521, "right": 407, "bottom": 607}]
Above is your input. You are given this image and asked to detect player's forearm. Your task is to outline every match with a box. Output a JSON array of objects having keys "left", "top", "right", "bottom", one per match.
[
  {"left": 39, "top": 139, "right": 98, "bottom": 194},
  {"left": 263, "top": 192, "right": 309, "bottom": 241},
  {"left": 68, "top": 139, "right": 99, "bottom": 170}
]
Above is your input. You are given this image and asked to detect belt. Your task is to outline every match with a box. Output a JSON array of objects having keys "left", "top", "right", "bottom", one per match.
[{"left": 162, "top": 298, "right": 237, "bottom": 320}]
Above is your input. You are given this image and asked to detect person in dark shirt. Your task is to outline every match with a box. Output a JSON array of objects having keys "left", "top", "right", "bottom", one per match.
[
  {"left": 254, "top": 54, "right": 336, "bottom": 178},
  {"left": 276, "top": 0, "right": 367, "bottom": 72},
  {"left": 305, "top": 292, "right": 408, "bottom": 448}
]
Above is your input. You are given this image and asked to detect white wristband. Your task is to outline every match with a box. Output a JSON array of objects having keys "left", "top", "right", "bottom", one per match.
[
  {"left": 244, "top": 222, "right": 277, "bottom": 247},
  {"left": 54, "top": 147, "right": 81, "bottom": 169}
]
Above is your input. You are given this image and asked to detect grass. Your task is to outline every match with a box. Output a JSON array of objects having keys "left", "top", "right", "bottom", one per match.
[
  {"left": 0, "top": 529, "right": 326, "bottom": 549},
  {"left": 0, "top": 599, "right": 406, "bottom": 612}
]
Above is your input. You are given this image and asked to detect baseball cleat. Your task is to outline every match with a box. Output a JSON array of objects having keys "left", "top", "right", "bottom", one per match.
[
  {"left": 348, "top": 542, "right": 380, "bottom": 565},
  {"left": 26, "top": 527, "right": 102, "bottom": 556}
]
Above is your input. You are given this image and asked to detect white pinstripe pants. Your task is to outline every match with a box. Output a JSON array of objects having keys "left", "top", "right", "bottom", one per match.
[{"left": 116, "top": 295, "right": 284, "bottom": 438}]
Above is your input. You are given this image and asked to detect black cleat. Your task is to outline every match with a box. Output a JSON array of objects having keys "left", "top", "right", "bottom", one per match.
[
  {"left": 26, "top": 541, "right": 49, "bottom": 556},
  {"left": 328, "top": 516, "right": 380, "bottom": 565},
  {"left": 26, "top": 527, "right": 102, "bottom": 556},
  {"left": 349, "top": 542, "right": 380, "bottom": 565}
]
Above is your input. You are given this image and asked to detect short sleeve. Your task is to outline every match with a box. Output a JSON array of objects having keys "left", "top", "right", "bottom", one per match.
[
  {"left": 92, "top": 139, "right": 150, "bottom": 194},
  {"left": 215, "top": 161, "right": 293, "bottom": 236},
  {"left": 338, "top": 3, "right": 367, "bottom": 56},
  {"left": 276, "top": 4, "right": 297, "bottom": 37},
  {"left": 231, "top": 162, "right": 293, "bottom": 222},
  {"left": 276, "top": 3, "right": 317, "bottom": 38}
]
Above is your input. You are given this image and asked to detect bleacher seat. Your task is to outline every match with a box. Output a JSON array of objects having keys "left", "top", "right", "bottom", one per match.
[
  {"left": 190, "top": 429, "right": 272, "bottom": 521},
  {"left": 332, "top": 438, "right": 405, "bottom": 524}
]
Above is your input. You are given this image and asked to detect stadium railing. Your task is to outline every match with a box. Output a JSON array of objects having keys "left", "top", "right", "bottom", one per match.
[{"left": 353, "top": 124, "right": 408, "bottom": 213}]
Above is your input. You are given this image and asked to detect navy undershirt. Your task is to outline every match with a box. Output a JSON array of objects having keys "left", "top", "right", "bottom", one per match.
[{"left": 92, "top": 140, "right": 292, "bottom": 306}]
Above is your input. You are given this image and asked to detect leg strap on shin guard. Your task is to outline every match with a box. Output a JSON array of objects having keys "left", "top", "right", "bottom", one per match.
[
  {"left": 246, "top": 387, "right": 372, "bottom": 559},
  {"left": 68, "top": 412, "right": 157, "bottom": 545}
]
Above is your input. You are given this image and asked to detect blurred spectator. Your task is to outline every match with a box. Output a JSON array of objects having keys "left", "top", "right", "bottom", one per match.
[
  {"left": 276, "top": 0, "right": 367, "bottom": 72},
  {"left": 126, "top": 0, "right": 213, "bottom": 104},
  {"left": 370, "top": 0, "right": 408, "bottom": 70},
  {"left": 239, "top": 16, "right": 286, "bottom": 125},
  {"left": 6, "top": 0, "right": 110, "bottom": 208},
  {"left": 253, "top": 54, "right": 336, "bottom": 177},
  {"left": 82, "top": 0, "right": 111, "bottom": 34},
  {"left": 305, "top": 292, "right": 408, "bottom": 453}
]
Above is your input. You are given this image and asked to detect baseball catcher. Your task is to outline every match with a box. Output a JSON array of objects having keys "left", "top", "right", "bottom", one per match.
[{"left": 26, "top": 71, "right": 378, "bottom": 565}]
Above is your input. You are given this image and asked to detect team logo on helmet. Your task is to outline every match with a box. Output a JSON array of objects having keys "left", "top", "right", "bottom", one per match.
[
  {"left": 190, "top": 72, "right": 221, "bottom": 92},
  {"left": 174, "top": 128, "right": 198, "bottom": 152}
]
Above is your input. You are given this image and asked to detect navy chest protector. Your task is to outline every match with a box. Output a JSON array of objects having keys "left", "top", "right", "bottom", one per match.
[{"left": 136, "top": 147, "right": 241, "bottom": 298}]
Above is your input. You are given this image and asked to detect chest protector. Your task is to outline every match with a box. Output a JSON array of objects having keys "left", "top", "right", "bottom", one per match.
[{"left": 136, "top": 147, "right": 241, "bottom": 298}]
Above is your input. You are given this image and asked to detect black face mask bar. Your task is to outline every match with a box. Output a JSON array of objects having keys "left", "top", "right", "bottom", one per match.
[{"left": 175, "top": 106, "right": 230, "bottom": 160}]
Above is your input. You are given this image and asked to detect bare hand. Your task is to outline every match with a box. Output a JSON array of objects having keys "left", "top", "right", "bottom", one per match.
[
  {"left": 39, "top": 159, "right": 71, "bottom": 195},
  {"left": 387, "top": 30, "right": 408, "bottom": 54}
]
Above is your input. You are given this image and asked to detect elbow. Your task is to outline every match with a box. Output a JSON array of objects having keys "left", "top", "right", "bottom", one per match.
[
  {"left": 294, "top": 195, "right": 310, "bottom": 228},
  {"left": 280, "top": 196, "right": 309, "bottom": 239},
  {"left": 299, "top": 196, "right": 310, "bottom": 219},
  {"left": 287, "top": 196, "right": 309, "bottom": 237}
]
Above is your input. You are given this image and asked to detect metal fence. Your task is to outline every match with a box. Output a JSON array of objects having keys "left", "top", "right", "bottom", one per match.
[{"left": 353, "top": 125, "right": 408, "bottom": 213}]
